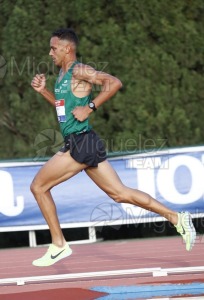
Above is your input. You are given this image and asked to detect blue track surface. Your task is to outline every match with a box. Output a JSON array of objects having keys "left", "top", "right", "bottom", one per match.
[{"left": 92, "top": 282, "right": 204, "bottom": 299}]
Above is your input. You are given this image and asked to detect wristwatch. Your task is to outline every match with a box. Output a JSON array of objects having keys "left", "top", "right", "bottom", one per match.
[{"left": 88, "top": 102, "right": 97, "bottom": 111}]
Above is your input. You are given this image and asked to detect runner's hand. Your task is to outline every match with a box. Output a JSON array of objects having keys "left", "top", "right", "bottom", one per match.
[
  {"left": 72, "top": 106, "right": 92, "bottom": 122},
  {"left": 31, "top": 74, "right": 46, "bottom": 93}
]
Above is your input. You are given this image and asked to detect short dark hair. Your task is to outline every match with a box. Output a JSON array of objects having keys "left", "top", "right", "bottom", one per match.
[{"left": 51, "top": 28, "right": 79, "bottom": 46}]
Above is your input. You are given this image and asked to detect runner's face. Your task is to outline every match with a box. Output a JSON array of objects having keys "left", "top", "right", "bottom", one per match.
[{"left": 49, "top": 37, "right": 68, "bottom": 67}]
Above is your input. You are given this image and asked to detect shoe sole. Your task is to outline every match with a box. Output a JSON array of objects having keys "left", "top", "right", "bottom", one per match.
[
  {"left": 186, "top": 214, "right": 196, "bottom": 251},
  {"left": 32, "top": 247, "right": 73, "bottom": 267}
]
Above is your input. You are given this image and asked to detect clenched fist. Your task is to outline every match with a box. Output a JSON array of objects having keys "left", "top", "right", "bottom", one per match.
[{"left": 31, "top": 74, "right": 46, "bottom": 93}]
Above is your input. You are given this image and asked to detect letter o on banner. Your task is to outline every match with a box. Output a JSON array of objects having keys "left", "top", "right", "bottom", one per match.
[
  {"left": 157, "top": 155, "right": 204, "bottom": 204},
  {"left": 0, "top": 170, "right": 24, "bottom": 216}
]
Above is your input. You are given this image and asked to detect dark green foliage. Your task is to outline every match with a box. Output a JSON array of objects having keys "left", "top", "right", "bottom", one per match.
[{"left": 0, "top": 0, "right": 204, "bottom": 158}]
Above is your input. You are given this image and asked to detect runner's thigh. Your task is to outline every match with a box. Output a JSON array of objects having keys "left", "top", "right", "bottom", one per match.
[
  {"left": 32, "top": 151, "right": 87, "bottom": 191},
  {"left": 85, "top": 160, "right": 124, "bottom": 194}
]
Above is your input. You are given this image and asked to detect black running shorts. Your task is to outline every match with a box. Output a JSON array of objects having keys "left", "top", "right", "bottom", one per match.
[{"left": 60, "top": 130, "right": 107, "bottom": 167}]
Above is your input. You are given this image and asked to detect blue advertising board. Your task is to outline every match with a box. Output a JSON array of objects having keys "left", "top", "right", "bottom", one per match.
[{"left": 0, "top": 146, "right": 204, "bottom": 227}]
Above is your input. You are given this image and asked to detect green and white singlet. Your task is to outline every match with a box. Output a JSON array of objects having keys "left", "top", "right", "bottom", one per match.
[{"left": 54, "top": 61, "right": 92, "bottom": 138}]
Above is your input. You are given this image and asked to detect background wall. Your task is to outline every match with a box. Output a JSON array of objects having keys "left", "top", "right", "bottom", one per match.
[{"left": 1, "top": 146, "right": 204, "bottom": 248}]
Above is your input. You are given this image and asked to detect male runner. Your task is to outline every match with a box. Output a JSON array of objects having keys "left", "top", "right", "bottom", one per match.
[{"left": 31, "top": 28, "right": 196, "bottom": 267}]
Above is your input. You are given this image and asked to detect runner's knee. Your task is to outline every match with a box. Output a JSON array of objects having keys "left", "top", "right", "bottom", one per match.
[
  {"left": 30, "top": 179, "right": 43, "bottom": 196},
  {"left": 107, "top": 187, "right": 126, "bottom": 203}
]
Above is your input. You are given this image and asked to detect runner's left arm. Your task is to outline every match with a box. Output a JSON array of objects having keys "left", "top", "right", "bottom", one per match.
[
  {"left": 73, "top": 64, "right": 122, "bottom": 110},
  {"left": 71, "top": 64, "right": 122, "bottom": 121}
]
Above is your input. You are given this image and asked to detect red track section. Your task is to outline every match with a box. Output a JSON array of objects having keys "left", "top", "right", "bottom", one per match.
[
  {"left": 0, "top": 236, "right": 203, "bottom": 299},
  {"left": 0, "top": 288, "right": 107, "bottom": 300}
]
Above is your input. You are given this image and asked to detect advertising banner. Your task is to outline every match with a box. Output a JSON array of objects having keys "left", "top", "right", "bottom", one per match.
[{"left": 0, "top": 146, "right": 204, "bottom": 228}]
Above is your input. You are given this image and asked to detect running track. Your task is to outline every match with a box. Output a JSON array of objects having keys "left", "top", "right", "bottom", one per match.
[{"left": 0, "top": 236, "right": 204, "bottom": 299}]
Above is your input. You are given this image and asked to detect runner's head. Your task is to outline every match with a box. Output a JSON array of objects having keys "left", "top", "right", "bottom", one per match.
[
  {"left": 49, "top": 28, "right": 78, "bottom": 66},
  {"left": 51, "top": 28, "right": 79, "bottom": 48}
]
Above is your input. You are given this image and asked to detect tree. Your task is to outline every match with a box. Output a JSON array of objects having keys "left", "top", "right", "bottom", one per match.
[{"left": 1, "top": 0, "right": 204, "bottom": 159}]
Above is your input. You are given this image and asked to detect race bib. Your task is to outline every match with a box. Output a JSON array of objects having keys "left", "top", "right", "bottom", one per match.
[{"left": 55, "top": 99, "right": 66, "bottom": 122}]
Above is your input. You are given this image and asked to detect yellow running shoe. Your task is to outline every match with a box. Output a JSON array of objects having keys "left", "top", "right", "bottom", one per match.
[
  {"left": 175, "top": 212, "right": 196, "bottom": 251},
  {"left": 32, "top": 243, "right": 72, "bottom": 267}
]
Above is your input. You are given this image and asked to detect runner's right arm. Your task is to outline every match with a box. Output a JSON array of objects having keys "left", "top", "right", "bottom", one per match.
[{"left": 31, "top": 74, "right": 55, "bottom": 107}]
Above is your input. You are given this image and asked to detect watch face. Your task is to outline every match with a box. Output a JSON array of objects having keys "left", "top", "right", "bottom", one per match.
[{"left": 89, "top": 102, "right": 96, "bottom": 111}]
